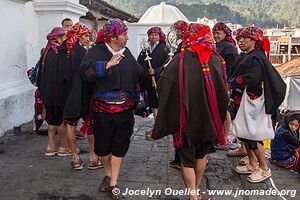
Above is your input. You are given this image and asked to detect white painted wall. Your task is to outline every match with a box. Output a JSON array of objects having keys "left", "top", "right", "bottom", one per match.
[
  {"left": 0, "top": 0, "right": 29, "bottom": 85},
  {"left": 0, "top": 0, "right": 87, "bottom": 136},
  {"left": 33, "top": 0, "right": 88, "bottom": 51},
  {"left": 0, "top": 0, "right": 35, "bottom": 136}
]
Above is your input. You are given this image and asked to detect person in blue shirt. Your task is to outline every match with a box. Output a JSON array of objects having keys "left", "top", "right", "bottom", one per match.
[{"left": 270, "top": 111, "right": 300, "bottom": 174}]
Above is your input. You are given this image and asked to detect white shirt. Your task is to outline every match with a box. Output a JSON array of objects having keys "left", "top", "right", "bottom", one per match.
[
  {"left": 105, "top": 43, "right": 125, "bottom": 55},
  {"left": 79, "top": 41, "right": 88, "bottom": 50},
  {"left": 149, "top": 41, "right": 159, "bottom": 53}
]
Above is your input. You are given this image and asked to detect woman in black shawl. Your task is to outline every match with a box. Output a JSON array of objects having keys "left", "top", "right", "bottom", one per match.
[{"left": 37, "top": 27, "right": 69, "bottom": 156}]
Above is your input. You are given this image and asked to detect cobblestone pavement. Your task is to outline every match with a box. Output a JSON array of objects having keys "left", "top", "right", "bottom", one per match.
[{"left": 0, "top": 116, "right": 299, "bottom": 200}]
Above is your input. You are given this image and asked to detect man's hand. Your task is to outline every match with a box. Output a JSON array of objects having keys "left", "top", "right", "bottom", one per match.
[
  {"left": 106, "top": 53, "right": 125, "bottom": 69},
  {"left": 149, "top": 68, "right": 155, "bottom": 76}
]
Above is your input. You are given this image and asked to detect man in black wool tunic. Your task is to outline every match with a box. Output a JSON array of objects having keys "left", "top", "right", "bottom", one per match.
[{"left": 137, "top": 26, "right": 169, "bottom": 120}]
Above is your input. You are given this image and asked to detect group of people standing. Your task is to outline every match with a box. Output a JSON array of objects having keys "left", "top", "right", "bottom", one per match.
[
  {"left": 30, "top": 15, "right": 298, "bottom": 200},
  {"left": 34, "top": 18, "right": 102, "bottom": 170}
]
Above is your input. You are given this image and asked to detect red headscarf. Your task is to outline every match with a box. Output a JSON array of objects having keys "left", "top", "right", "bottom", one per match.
[
  {"left": 174, "top": 23, "right": 227, "bottom": 147},
  {"left": 71, "top": 22, "right": 91, "bottom": 37},
  {"left": 171, "top": 20, "right": 188, "bottom": 38},
  {"left": 42, "top": 27, "right": 66, "bottom": 65},
  {"left": 66, "top": 22, "right": 91, "bottom": 56},
  {"left": 213, "top": 22, "right": 236, "bottom": 46},
  {"left": 147, "top": 26, "right": 166, "bottom": 42},
  {"left": 240, "top": 26, "right": 270, "bottom": 59}
]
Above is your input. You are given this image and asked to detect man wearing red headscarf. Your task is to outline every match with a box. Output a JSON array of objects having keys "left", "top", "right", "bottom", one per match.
[
  {"left": 169, "top": 20, "right": 189, "bottom": 170},
  {"left": 229, "top": 26, "right": 286, "bottom": 183},
  {"left": 171, "top": 20, "right": 188, "bottom": 55},
  {"left": 137, "top": 26, "right": 169, "bottom": 126},
  {"left": 212, "top": 23, "right": 239, "bottom": 150},
  {"left": 65, "top": 18, "right": 144, "bottom": 199},
  {"left": 63, "top": 22, "right": 103, "bottom": 171},
  {"left": 152, "top": 23, "right": 229, "bottom": 200},
  {"left": 213, "top": 22, "right": 238, "bottom": 75}
]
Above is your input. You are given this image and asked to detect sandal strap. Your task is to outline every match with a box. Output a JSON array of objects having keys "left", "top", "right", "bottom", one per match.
[
  {"left": 246, "top": 164, "right": 258, "bottom": 171},
  {"left": 72, "top": 159, "right": 83, "bottom": 168},
  {"left": 248, "top": 168, "right": 270, "bottom": 180},
  {"left": 89, "top": 160, "right": 97, "bottom": 165}
]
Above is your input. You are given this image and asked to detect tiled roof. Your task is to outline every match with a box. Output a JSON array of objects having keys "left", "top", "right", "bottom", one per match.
[
  {"left": 276, "top": 57, "right": 300, "bottom": 77},
  {"left": 80, "top": 0, "right": 139, "bottom": 22}
]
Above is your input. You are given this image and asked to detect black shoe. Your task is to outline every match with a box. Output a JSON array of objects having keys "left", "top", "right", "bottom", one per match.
[{"left": 99, "top": 176, "right": 111, "bottom": 192}]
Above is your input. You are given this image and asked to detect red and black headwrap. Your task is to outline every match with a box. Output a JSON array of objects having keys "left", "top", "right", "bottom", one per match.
[
  {"left": 171, "top": 20, "right": 188, "bottom": 38},
  {"left": 240, "top": 26, "right": 270, "bottom": 59},
  {"left": 147, "top": 26, "right": 166, "bottom": 42},
  {"left": 42, "top": 27, "right": 66, "bottom": 65},
  {"left": 213, "top": 22, "right": 236, "bottom": 46},
  {"left": 235, "top": 27, "right": 244, "bottom": 41},
  {"left": 173, "top": 23, "right": 227, "bottom": 148}
]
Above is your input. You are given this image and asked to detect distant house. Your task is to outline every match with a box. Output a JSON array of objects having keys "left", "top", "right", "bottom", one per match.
[
  {"left": 269, "top": 37, "right": 300, "bottom": 66},
  {"left": 265, "top": 28, "right": 300, "bottom": 66}
]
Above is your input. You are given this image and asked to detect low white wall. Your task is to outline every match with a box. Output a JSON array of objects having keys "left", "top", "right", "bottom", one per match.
[
  {"left": 0, "top": 0, "right": 36, "bottom": 136},
  {"left": 0, "top": 0, "right": 87, "bottom": 136}
]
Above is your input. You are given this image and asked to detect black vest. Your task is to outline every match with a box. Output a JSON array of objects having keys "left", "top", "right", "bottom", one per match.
[{"left": 82, "top": 42, "right": 144, "bottom": 94}]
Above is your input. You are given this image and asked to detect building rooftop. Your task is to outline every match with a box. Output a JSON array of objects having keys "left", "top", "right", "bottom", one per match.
[
  {"left": 277, "top": 57, "right": 300, "bottom": 77},
  {"left": 80, "top": 0, "right": 139, "bottom": 22}
]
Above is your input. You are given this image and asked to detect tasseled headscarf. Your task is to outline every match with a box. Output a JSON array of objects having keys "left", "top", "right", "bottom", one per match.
[
  {"left": 95, "top": 18, "right": 128, "bottom": 44},
  {"left": 240, "top": 26, "right": 271, "bottom": 59},
  {"left": 213, "top": 22, "right": 236, "bottom": 46},
  {"left": 41, "top": 27, "right": 66, "bottom": 65},
  {"left": 173, "top": 23, "right": 227, "bottom": 148},
  {"left": 171, "top": 20, "right": 188, "bottom": 38},
  {"left": 235, "top": 27, "right": 244, "bottom": 41},
  {"left": 72, "top": 22, "right": 91, "bottom": 36},
  {"left": 66, "top": 22, "right": 91, "bottom": 56},
  {"left": 147, "top": 26, "right": 166, "bottom": 42}
]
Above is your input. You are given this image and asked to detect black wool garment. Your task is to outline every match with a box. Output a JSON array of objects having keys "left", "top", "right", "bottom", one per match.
[
  {"left": 230, "top": 48, "right": 286, "bottom": 115},
  {"left": 81, "top": 42, "right": 144, "bottom": 94},
  {"left": 216, "top": 40, "right": 238, "bottom": 75},
  {"left": 64, "top": 42, "right": 145, "bottom": 120}
]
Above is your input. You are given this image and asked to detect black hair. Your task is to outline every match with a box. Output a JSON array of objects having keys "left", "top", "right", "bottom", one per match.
[{"left": 61, "top": 18, "right": 72, "bottom": 26}]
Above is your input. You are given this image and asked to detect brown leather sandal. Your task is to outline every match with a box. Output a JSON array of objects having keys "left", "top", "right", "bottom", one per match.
[
  {"left": 71, "top": 159, "right": 83, "bottom": 170},
  {"left": 88, "top": 158, "right": 103, "bottom": 170},
  {"left": 99, "top": 176, "right": 111, "bottom": 192}
]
